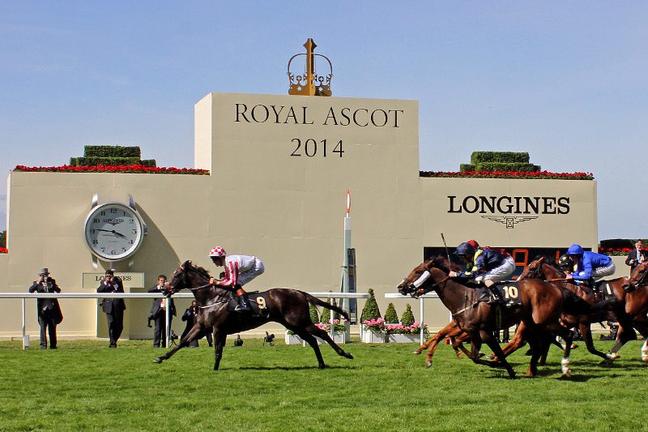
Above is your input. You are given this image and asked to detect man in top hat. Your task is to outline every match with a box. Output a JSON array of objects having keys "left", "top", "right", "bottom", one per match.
[
  {"left": 28, "top": 268, "right": 63, "bottom": 349},
  {"left": 97, "top": 269, "right": 126, "bottom": 348}
]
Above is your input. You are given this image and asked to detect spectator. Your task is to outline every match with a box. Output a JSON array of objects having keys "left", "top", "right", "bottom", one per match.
[
  {"left": 625, "top": 240, "right": 648, "bottom": 274},
  {"left": 28, "top": 268, "right": 63, "bottom": 349},
  {"left": 148, "top": 275, "right": 176, "bottom": 348},
  {"left": 181, "top": 300, "right": 213, "bottom": 348},
  {"left": 97, "top": 269, "right": 126, "bottom": 348}
]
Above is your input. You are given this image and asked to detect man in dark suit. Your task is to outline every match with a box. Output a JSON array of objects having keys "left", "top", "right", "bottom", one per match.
[
  {"left": 626, "top": 240, "right": 648, "bottom": 274},
  {"left": 148, "top": 274, "right": 176, "bottom": 348},
  {"left": 28, "top": 268, "right": 63, "bottom": 349},
  {"left": 97, "top": 269, "right": 126, "bottom": 348}
]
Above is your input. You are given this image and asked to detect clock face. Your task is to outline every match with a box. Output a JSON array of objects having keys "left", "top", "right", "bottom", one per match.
[{"left": 84, "top": 203, "right": 145, "bottom": 261}]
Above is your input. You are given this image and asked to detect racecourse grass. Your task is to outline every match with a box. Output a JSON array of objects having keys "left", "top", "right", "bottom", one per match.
[{"left": 1, "top": 338, "right": 647, "bottom": 432}]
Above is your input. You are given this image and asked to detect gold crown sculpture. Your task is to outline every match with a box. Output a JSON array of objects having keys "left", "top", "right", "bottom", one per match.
[{"left": 287, "top": 38, "right": 333, "bottom": 96}]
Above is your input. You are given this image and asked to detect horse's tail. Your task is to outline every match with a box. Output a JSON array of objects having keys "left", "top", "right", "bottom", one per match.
[{"left": 305, "top": 293, "right": 350, "bottom": 321}]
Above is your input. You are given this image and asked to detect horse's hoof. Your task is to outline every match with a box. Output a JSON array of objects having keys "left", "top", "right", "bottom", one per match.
[
  {"left": 508, "top": 373, "right": 517, "bottom": 380},
  {"left": 413, "top": 350, "right": 422, "bottom": 355},
  {"left": 560, "top": 371, "right": 572, "bottom": 379},
  {"left": 607, "top": 352, "right": 620, "bottom": 360},
  {"left": 318, "top": 364, "right": 327, "bottom": 369},
  {"left": 425, "top": 361, "right": 432, "bottom": 368},
  {"left": 153, "top": 357, "right": 163, "bottom": 364},
  {"left": 343, "top": 352, "right": 354, "bottom": 360}
]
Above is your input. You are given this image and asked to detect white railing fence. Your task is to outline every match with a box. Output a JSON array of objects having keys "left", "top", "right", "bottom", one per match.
[
  {"left": 0, "top": 292, "right": 370, "bottom": 350},
  {"left": 384, "top": 292, "right": 441, "bottom": 345}
]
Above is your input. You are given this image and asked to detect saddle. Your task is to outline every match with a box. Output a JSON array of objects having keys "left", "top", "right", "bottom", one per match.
[
  {"left": 478, "top": 282, "right": 523, "bottom": 307},
  {"left": 226, "top": 291, "right": 270, "bottom": 318}
]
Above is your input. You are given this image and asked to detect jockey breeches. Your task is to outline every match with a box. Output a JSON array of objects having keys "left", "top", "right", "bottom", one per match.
[
  {"left": 238, "top": 260, "right": 265, "bottom": 286},
  {"left": 593, "top": 262, "right": 616, "bottom": 280},
  {"left": 477, "top": 256, "right": 516, "bottom": 283}
]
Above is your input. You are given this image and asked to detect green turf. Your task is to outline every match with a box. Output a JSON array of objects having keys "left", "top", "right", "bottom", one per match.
[{"left": 1, "top": 338, "right": 647, "bottom": 431}]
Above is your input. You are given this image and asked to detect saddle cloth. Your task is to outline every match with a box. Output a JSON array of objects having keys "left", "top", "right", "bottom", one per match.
[
  {"left": 478, "top": 282, "right": 523, "bottom": 307},
  {"left": 226, "top": 291, "right": 271, "bottom": 318}
]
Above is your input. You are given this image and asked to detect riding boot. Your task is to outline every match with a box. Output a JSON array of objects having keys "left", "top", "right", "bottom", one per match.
[
  {"left": 487, "top": 286, "right": 505, "bottom": 305},
  {"left": 234, "top": 286, "right": 252, "bottom": 313}
]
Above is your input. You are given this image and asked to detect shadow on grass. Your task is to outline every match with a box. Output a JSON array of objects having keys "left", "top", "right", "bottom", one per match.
[{"left": 235, "top": 364, "right": 358, "bottom": 371}]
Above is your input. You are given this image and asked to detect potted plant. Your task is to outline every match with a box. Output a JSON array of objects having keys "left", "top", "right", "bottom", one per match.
[
  {"left": 312, "top": 299, "right": 350, "bottom": 344},
  {"left": 386, "top": 304, "right": 425, "bottom": 343},
  {"left": 360, "top": 289, "right": 386, "bottom": 343}
]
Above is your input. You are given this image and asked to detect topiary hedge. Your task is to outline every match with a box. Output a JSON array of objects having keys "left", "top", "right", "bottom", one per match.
[
  {"left": 70, "top": 157, "right": 141, "bottom": 166},
  {"left": 360, "top": 289, "right": 382, "bottom": 322},
  {"left": 384, "top": 303, "right": 399, "bottom": 324},
  {"left": 471, "top": 151, "right": 529, "bottom": 164},
  {"left": 85, "top": 145, "right": 141, "bottom": 158},
  {"left": 309, "top": 304, "right": 319, "bottom": 323},
  {"left": 473, "top": 162, "right": 540, "bottom": 172},
  {"left": 320, "top": 303, "right": 331, "bottom": 323},
  {"left": 401, "top": 304, "right": 415, "bottom": 326}
]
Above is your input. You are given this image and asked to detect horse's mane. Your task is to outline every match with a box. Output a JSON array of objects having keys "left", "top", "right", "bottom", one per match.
[
  {"left": 427, "top": 256, "right": 454, "bottom": 273},
  {"left": 184, "top": 261, "right": 212, "bottom": 280}
]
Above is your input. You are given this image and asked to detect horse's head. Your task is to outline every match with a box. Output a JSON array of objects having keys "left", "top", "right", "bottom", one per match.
[
  {"left": 517, "top": 256, "right": 545, "bottom": 281},
  {"left": 168, "top": 260, "right": 193, "bottom": 293},
  {"left": 397, "top": 257, "right": 451, "bottom": 296},
  {"left": 627, "top": 261, "right": 648, "bottom": 291}
]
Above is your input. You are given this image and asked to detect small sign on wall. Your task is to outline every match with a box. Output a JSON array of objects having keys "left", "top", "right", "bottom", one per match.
[{"left": 82, "top": 272, "right": 145, "bottom": 289}]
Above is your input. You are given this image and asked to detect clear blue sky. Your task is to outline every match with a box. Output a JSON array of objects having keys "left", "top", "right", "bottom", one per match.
[{"left": 1, "top": 2, "right": 647, "bottom": 238}]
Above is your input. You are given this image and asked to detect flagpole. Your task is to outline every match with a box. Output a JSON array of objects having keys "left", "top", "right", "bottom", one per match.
[{"left": 342, "top": 190, "right": 351, "bottom": 314}]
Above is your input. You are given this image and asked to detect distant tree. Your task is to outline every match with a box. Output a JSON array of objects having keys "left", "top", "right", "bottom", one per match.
[
  {"left": 384, "top": 303, "right": 399, "bottom": 324},
  {"left": 320, "top": 304, "right": 331, "bottom": 323},
  {"left": 0, "top": 231, "right": 5, "bottom": 248}
]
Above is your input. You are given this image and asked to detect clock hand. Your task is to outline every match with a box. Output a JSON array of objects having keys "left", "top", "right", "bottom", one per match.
[{"left": 96, "top": 228, "right": 127, "bottom": 238}]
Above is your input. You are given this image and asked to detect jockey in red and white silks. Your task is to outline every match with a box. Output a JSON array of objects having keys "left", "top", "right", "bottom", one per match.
[
  {"left": 219, "top": 254, "right": 265, "bottom": 287},
  {"left": 208, "top": 246, "right": 264, "bottom": 313}
]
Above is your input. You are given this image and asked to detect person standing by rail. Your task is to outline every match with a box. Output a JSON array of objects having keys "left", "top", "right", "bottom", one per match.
[
  {"left": 97, "top": 269, "right": 126, "bottom": 348},
  {"left": 28, "top": 268, "right": 63, "bottom": 349},
  {"left": 625, "top": 239, "right": 648, "bottom": 274}
]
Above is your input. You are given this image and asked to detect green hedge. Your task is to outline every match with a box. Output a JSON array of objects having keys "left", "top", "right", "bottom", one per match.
[
  {"left": 360, "top": 289, "right": 382, "bottom": 322},
  {"left": 459, "top": 164, "right": 475, "bottom": 172},
  {"left": 471, "top": 151, "right": 530, "bottom": 164},
  {"left": 384, "top": 303, "right": 399, "bottom": 324},
  {"left": 70, "top": 157, "right": 142, "bottom": 166},
  {"left": 140, "top": 159, "right": 157, "bottom": 167},
  {"left": 84, "top": 146, "right": 141, "bottom": 158},
  {"left": 474, "top": 162, "right": 540, "bottom": 172},
  {"left": 401, "top": 304, "right": 415, "bottom": 326}
]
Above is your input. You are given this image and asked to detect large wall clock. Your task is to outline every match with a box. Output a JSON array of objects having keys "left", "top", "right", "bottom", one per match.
[{"left": 84, "top": 198, "right": 147, "bottom": 262}]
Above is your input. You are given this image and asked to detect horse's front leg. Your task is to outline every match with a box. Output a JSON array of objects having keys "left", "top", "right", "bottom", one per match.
[
  {"left": 154, "top": 322, "right": 203, "bottom": 364},
  {"left": 213, "top": 330, "right": 227, "bottom": 371}
]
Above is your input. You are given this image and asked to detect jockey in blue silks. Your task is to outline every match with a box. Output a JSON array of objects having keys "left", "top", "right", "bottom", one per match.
[{"left": 563, "top": 244, "right": 615, "bottom": 291}]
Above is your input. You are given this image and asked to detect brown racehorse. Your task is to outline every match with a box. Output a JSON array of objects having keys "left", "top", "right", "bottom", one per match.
[
  {"left": 154, "top": 261, "right": 354, "bottom": 370},
  {"left": 622, "top": 260, "right": 648, "bottom": 362},
  {"left": 398, "top": 257, "right": 566, "bottom": 378},
  {"left": 519, "top": 256, "right": 648, "bottom": 364},
  {"left": 512, "top": 257, "right": 620, "bottom": 374}
]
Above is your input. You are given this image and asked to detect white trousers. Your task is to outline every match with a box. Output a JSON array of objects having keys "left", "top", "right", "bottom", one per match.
[
  {"left": 475, "top": 256, "right": 516, "bottom": 283},
  {"left": 591, "top": 262, "right": 615, "bottom": 280},
  {"left": 238, "top": 259, "right": 265, "bottom": 286}
]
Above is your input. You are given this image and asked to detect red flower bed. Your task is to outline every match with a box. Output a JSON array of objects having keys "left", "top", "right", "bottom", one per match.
[
  {"left": 598, "top": 246, "right": 632, "bottom": 256},
  {"left": 14, "top": 165, "right": 209, "bottom": 175},
  {"left": 420, "top": 170, "right": 594, "bottom": 180},
  {"left": 0, "top": 247, "right": 7, "bottom": 254}
]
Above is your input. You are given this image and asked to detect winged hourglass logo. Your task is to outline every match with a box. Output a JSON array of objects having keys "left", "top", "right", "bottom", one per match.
[{"left": 481, "top": 215, "right": 539, "bottom": 229}]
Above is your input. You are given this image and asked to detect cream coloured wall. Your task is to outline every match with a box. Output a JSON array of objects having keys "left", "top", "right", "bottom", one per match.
[{"left": 0, "top": 92, "right": 600, "bottom": 338}]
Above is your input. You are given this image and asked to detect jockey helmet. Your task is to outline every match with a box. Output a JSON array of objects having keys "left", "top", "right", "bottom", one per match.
[
  {"left": 455, "top": 241, "right": 476, "bottom": 257},
  {"left": 209, "top": 246, "right": 226, "bottom": 257},
  {"left": 558, "top": 254, "right": 573, "bottom": 271},
  {"left": 466, "top": 239, "right": 480, "bottom": 250},
  {"left": 566, "top": 244, "right": 584, "bottom": 256}
]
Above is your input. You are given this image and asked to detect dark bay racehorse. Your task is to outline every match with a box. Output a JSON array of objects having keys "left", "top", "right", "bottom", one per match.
[
  {"left": 398, "top": 257, "right": 566, "bottom": 378},
  {"left": 154, "top": 261, "right": 354, "bottom": 370},
  {"left": 622, "top": 261, "right": 648, "bottom": 362}
]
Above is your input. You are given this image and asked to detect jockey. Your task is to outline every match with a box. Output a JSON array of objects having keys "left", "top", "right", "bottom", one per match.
[
  {"left": 208, "top": 246, "right": 265, "bottom": 313},
  {"left": 449, "top": 240, "right": 516, "bottom": 304},
  {"left": 563, "top": 244, "right": 615, "bottom": 291}
]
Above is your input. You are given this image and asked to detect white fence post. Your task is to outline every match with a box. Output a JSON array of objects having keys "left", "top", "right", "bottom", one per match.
[
  {"left": 419, "top": 296, "right": 425, "bottom": 346},
  {"left": 22, "top": 297, "right": 27, "bottom": 350}
]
